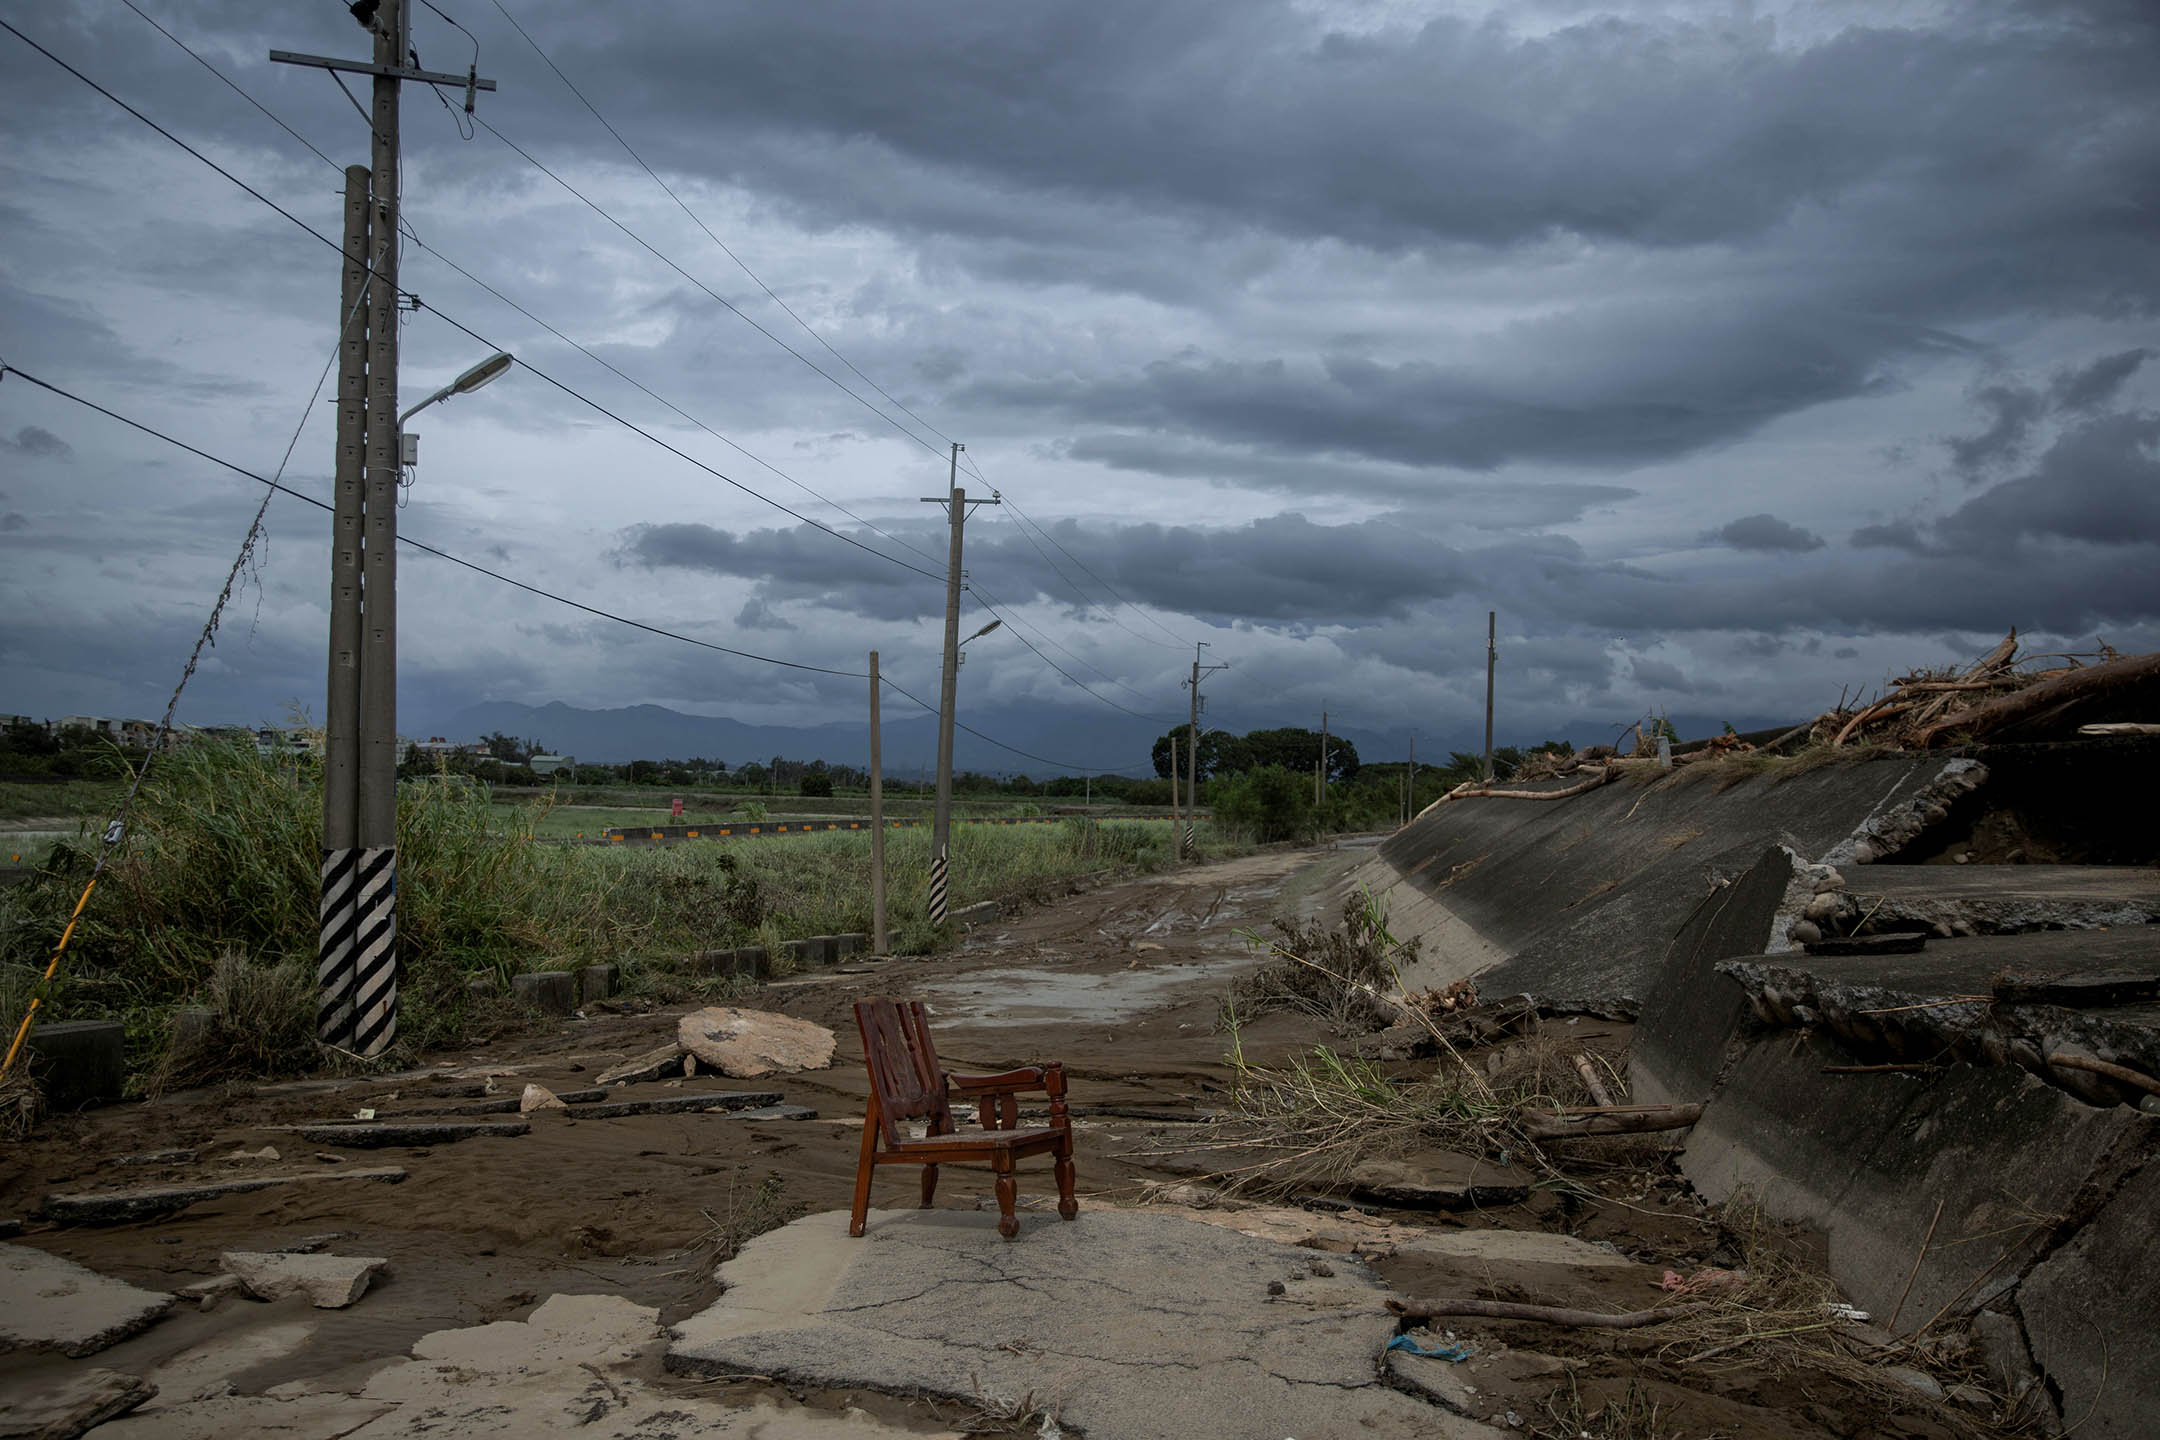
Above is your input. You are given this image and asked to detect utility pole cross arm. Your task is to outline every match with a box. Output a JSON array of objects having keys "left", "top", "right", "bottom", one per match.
[{"left": 269, "top": 51, "right": 496, "bottom": 91}]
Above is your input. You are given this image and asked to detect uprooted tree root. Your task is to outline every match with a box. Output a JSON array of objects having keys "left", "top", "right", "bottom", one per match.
[{"left": 1220, "top": 888, "right": 1422, "bottom": 1035}]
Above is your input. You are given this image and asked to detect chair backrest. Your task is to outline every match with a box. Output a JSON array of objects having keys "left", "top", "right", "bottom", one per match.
[{"left": 854, "top": 997, "right": 953, "bottom": 1147}]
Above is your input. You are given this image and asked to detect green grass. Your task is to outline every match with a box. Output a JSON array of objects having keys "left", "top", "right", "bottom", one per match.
[
  {"left": 0, "top": 778, "right": 121, "bottom": 825},
  {"left": 1, "top": 743, "right": 1243, "bottom": 1086}
]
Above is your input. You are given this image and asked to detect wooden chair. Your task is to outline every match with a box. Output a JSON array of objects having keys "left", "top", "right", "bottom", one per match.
[{"left": 850, "top": 997, "right": 1077, "bottom": 1240}]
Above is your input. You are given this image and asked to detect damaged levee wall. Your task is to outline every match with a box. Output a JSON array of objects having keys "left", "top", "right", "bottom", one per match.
[
  {"left": 1339, "top": 749, "right": 2158, "bottom": 1434},
  {"left": 1340, "top": 751, "right": 1981, "bottom": 1010}
]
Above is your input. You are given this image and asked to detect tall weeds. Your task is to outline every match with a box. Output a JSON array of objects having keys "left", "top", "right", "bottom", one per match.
[{"left": 0, "top": 743, "right": 1239, "bottom": 1081}]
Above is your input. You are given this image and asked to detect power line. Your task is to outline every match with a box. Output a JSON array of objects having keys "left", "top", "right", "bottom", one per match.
[
  {"left": 14, "top": 12, "right": 1175, "bottom": 769},
  {"left": 100, "top": 4, "right": 948, "bottom": 580},
  {"left": 473, "top": 113, "right": 951, "bottom": 462},
  {"left": 101, "top": 3, "right": 1189, "bottom": 668},
  {"left": 482, "top": 0, "right": 956, "bottom": 456},
  {"left": 4, "top": 361, "right": 1166, "bottom": 775},
  {"left": 967, "top": 578, "right": 1179, "bottom": 720},
  {"left": 875, "top": 675, "right": 1149, "bottom": 776},
  {"left": 113, "top": 0, "right": 338, "bottom": 168},
  {"left": 0, "top": 363, "right": 868, "bottom": 680},
  {"left": 988, "top": 475, "right": 1195, "bottom": 650}
]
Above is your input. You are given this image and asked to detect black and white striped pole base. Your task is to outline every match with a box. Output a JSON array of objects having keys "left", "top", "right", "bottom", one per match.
[
  {"left": 928, "top": 852, "right": 949, "bottom": 925},
  {"left": 350, "top": 846, "right": 398, "bottom": 1056},
  {"left": 1183, "top": 821, "right": 1195, "bottom": 859},
  {"left": 318, "top": 847, "right": 359, "bottom": 1049}
]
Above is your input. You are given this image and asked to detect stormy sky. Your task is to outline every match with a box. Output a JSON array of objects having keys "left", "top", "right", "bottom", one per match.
[{"left": 3, "top": 0, "right": 2158, "bottom": 771}]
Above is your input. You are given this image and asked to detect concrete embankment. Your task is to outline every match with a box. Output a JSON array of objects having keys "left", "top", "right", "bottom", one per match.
[{"left": 1339, "top": 743, "right": 2160, "bottom": 1435}]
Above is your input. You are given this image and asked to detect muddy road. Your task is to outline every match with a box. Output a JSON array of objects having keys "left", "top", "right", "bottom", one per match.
[{"left": 1, "top": 848, "right": 1983, "bottom": 1438}]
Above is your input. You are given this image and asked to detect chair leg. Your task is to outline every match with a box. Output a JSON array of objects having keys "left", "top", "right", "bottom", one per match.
[
  {"left": 849, "top": 1116, "right": 878, "bottom": 1238},
  {"left": 919, "top": 1162, "right": 940, "bottom": 1208},
  {"left": 1054, "top": 1133, "right": 1078, "bottom": 1221},
  {"left": 993, "top": 1151, "right": 1019, "bottom": 1240}
]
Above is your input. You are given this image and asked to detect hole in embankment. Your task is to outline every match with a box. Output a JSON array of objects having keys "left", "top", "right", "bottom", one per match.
[{"left": 1884, "top": 739, "right": 2160, "bottom": 866}]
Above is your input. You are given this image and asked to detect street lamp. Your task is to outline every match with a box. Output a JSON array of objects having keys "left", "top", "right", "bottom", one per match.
[
  {"left": 397, "top": 351, "right": 514, "bottom": 466},
  {"left": 957, "top": 618, "right": 1002, "bottom": 665},
  {"left": 398, "top": 350, "right": 514, "bottom": 429}
]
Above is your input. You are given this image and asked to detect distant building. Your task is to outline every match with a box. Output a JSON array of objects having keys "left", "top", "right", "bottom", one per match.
[{"left": 529, "top": 753, "right": 575, "bottom": 777}]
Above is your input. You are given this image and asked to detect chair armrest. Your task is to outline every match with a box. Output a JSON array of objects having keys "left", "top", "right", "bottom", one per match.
[{"left": 947, "top": 1066, "right": 1049, "bottom": 1095}]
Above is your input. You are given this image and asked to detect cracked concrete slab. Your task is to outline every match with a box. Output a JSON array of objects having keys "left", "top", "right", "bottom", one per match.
[
  {"left": 0, "top": 1244, "right": 173, "bottom": 1358},
  {"left": 91, "top": 1293, "right": 950, "bottom": 1439},
  {"left": 667, "top": 1208, "right": 1508, "bottom": 1440}
]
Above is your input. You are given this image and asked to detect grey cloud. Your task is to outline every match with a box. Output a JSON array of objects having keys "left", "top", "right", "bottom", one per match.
[
  {"left": 1629, "top": 656, "right": 1693, "bottom": 693},
  {"left": 1060, "top": 433, "right": 1634, "bottom": 521},
  {"left": 1708, "top": 514, "right": 1826, "bottom": 553},
  {"left": 1947, "top": 382, "right": 2047, "bottom": 479},
  {"left": 735, "top": 597, "right": 795, "bottom": 631},
  {"left": 2051, "top": 347, "right": 2152, "bottom": 412},
  {"left": 1936, "top": 412, "right": 2160, "bottom": 554},
  {"left": 1850, "top": 519, "right": 1930, "bottom": 553},
  {"left": 2, "top": 425, "right": 71, "bottom": 458},
  {"left": 0, "top": 513, "right": 26, "bottom": 532}
]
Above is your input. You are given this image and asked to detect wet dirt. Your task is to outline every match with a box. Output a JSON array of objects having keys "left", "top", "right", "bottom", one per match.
[{"left": 0, "top": 847, "right": 1996, "bottom": 1438}]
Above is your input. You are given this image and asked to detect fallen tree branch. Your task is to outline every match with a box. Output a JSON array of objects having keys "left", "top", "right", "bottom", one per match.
[
  {"left": 2047, "top": 1052, "right": 2160, "bottom": 1098},
  {"left": 1833, "top": 699, "right": 1911, "bottom": 746},
  {"left": 2078, "top": 722, "right": 2160, "bottom": 736},
  {"left": 1432, "top": 767, "right": 1618, "bottom": 805},
  {"left": 1573, "top": 1054, "right": 1616, "bottom": 1108},
  {"left": 1914, "top": 651, "right": 2160, "bottom": 747},
  {"left": 1387, "top": 1297, "right": 1711, "bottom": 1329},
  {"left": 1519, "top": 1103, "right": 1701, "bottom": 1138}
]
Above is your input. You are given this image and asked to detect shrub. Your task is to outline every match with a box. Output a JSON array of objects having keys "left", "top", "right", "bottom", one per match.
[{"left": 1209, "top": 764, "right": 1312, "bottom": 842}]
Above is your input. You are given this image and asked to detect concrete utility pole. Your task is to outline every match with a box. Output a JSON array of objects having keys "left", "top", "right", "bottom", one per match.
[
  {"left": 318, "top": 163, "right": 370, "bottom": 1049},
  {"left": 920, "top": 447, "right": 998, "bottom": 926},
  {"left": 276, "top": 1, "right": 496, "bottom": 1057},
  {"left": 1182, "top": 643, "right": 1228, "bottom": 859},
  {"left": 868, "top": 651, "right": 887, "bottom": 956},
  {"left": 1483, "top": 610, "right": 1497, "bottom": 783},
  {"left": 1317, "top": 709, "right": 1329, "bottom": 809}
]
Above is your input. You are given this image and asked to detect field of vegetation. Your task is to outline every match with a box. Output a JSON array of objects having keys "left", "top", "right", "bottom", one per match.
[
  {"left": 0, "top": 741, "right": 1239, "bottom": 1092},
  {"left": 487, "top": 787, "right": 1165, "bottom": 839}
]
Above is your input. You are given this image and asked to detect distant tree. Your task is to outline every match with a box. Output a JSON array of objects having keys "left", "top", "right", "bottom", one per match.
[
  {"left": 0, "top": 717, "right": 58, "bottom": 757},
  {"left": 799, "top": 771, "right": 833, "bottom": 798},
  {"left": 480, "top": 731, "right": 537, "bottom": 764},
  {"left": 1150, "top": 726, "right": 1242, "bottom": 779},
  {"left": 626, "top": 758, "right": 661, "bottom": 784}
]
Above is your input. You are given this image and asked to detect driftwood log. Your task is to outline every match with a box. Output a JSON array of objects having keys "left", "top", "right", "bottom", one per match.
[
  {"left": 2047, "top": 1052, "right": 2160, "bottom": 1099},
  {"left": 1520, "top": 1103, "right": 1702, "bottom": 1139},
  {"left": 1914, "top": 651, "right": 2160, "bottom": 747},
  {"left": 1572, "top": 1054, "right": 1617, "bottom": 1108},
  {"left": 1387, "top": 1297, "right": 1711, "bottom": 1329}
]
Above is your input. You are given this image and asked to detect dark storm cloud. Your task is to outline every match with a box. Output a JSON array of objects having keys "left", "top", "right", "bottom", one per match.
[
  {"left": 15, "top": 0, "right": 2160, "bottom": 479},
  {"left": 1, "top": 425, "right": 71, "bottom": 458},
  {"left": 734, "top": 598, "right": 794, "bottom": 632},
  {"left": 1706, "top": 514, "right": 1826, "bottom": 554},
  {"left": 1946, "top": 383, "right": 2047, "bottom": 480},
  {"left": 1629, "top": 657, "right": 1694, "bottom": 693},
  {"left": 2051, "top": 348, "right": 2152, "bottom": 413},
  {"left": 1935, "top": 413, "right": 2160, "bottom": 555},
  {"left": 976, "top": 304, "right": 1936, "bottom": 472},
  {"left": 1943, "top": 347, "right": 2156, "bottom": 481},
  {"left": 618, "top": 521, "right": 946, "bottom": 618},
  {"left": 1059, "top": 433, "right": 1634, "bottom": 521}
]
